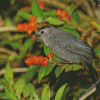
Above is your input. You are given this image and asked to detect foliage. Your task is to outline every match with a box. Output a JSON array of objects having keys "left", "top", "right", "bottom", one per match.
[{"left": 0, "top": 0, "right": 100, "bottom": 100}]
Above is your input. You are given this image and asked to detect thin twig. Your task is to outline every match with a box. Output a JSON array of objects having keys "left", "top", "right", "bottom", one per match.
[
  {"left": 0, "top": 47, "right": 18, "bottom": 56},
  {"left": 0, "top": 26, "right": 18, "bottom": 32},
  {"left": 0, "top": 67, "right": 28, "bottom": 76}
]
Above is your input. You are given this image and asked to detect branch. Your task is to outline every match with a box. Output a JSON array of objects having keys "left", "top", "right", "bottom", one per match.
[
  {"left": 0, "top": 67, "right": 28, "bottom": 76},
  {"left": 0, "top": 47, "right": 18, "bottom": 56},
  {"left": 0, "top": 26, "right": 18, "bottom": 32}
]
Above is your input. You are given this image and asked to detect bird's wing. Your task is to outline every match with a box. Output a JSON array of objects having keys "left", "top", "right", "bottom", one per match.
[{"left": 54, "top": 31, "right": 93, "bottom": 59}]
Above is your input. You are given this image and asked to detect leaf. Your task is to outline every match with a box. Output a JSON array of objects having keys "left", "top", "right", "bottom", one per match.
[
  {"left": 38, "top": 67, "right": 47, "bottom": 83},
  {"left": 14, "top": 78, "right": 25, "bottom": 99},
  {"left": 0, "top": 40, "right": 10, "bottom": 46},
  {"left": 53, "top": 54, "right": 63, "bottom": 61},
  {"left": 45, "top": 61, "right": 58, "bottom": 76},
  {"left": 32, "top": 86, "right": 41, "bottom": 100},
  {"left": 72, "top": 64, "right": 81, "bottom": 71},
  {"left": 32, "top": 0, "right": 43, "bottom": 18},
  {"left": 5, "top": 87, "right": 18, "bottom": 100},
  {"left": 0, "top": 79, "right": 5, "bottom": 86},
  {"left": 95, "top": 49, "right": 100, "bottom": 55},
  {"left": 11, "top": 42, "right": 21, "bottom": 49},
  {"left": 26, "top": 65, "right": 39, "bottom": 83},
  {"left": 69, "top": 4, "right": 77, "bottom": 15},
  {"left": 4, "top": 62, "right": 13, "bottom": 87},
  {"left": 41, "top": 84, "right": 50, "bottom": 100},
  {"left": 10, "top": 0, "right": 16, "bottom": 5},
  {"left": 55, "top": 64, "right": 68, "bottom": 78},
  {"left": 65, "top": 64, "right": 81, "bottom": 72},
  {"left": 82, "top": 17, "right": 88, "bottom": 29},
  {"left": 20, "top": 38, "right": 33, "bottom": 56},
  {"left": 23, "top": 83, "right": 33, "bottom": 98},
  {"left": 5, "top": 17, "right": 14, "bottom": 26},
  {"left": 45, "top": 17, "right": 65, "bottom": 25},
  {"left": 71, "top": 10, "right": 79, "bottom": 25},
  {"left": 0, "top": 93, "right": 8, "bottom": 99},
  {"left": 43, "top": 10, "right": 56, "bottom": 18},
  {"left": 59, "top": 26, "right": 79, "bottom": 36},
  {"left": 11, "top": 34, "right": 25, "bottom": 41},
  {"left": 55, "top": 84, "right": 68, "bottom": 100},
  {"left": 17, "top": 11, "right": 31, "bottom": 21},
  {"left": 44, "top": 44, "right": 51, "bottom": 55}
]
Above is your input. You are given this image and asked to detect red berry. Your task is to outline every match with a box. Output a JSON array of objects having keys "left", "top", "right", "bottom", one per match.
[
  {"left": 32, "top": 35, "right": 37, "bottom": 39},
  {"left": 67, "top": 15, "right": 71, "bottom": 20},
  {"left": 41, "top": 62, "right": 48, "bottom": 66}
]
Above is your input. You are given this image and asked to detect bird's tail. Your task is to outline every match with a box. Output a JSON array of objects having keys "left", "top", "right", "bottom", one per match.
[
  {"left": 85, "top": 63, "right": 98, "bottom": 83},
  {"left": 81, "top": 58, "right": 98, "bottom": 83}
]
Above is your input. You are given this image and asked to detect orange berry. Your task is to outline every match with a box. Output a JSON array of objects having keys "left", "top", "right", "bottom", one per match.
[
  {"left": 43, "top": 57, "right": 48, "bottom": 61},
  {"left": 41, "top": 62, "right": 48, "bottom": 66},
  {"left": 32, "top": 35, "right": 37, "bottom": 39},
  {"left": 29, "top": 16, "right": 36, "bottom": 22},
  {"left": 67, "top": 15, "right": 71, "bottom": 20}
]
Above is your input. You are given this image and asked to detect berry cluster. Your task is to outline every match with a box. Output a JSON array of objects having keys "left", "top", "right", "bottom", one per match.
[
  {"left": 25, "top": 55, "right": 48, "bottom": 66},
  {"left": 17, "top": 15, "right": 37, "bottom": 35},
  {"left": 25, "top": 54, "right": 54, "bottom": 66},
  {"left": 56, "top": 10, "right": 71, "bottom": 20}
]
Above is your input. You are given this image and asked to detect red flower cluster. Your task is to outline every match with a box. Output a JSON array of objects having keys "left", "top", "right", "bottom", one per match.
[
  {"left": 56, "top": 10, "right": 71, "bottom": 20},
  {"left": 25, "top": 55, "right": 48, "bottom": 66},
  {"left": 17, "top": 15, "right": 37, "bottom": 35}
]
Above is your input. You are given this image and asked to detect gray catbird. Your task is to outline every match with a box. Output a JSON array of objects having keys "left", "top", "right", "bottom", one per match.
[{"left": 35, "top": 26, "right": 98, "bottom": 83}]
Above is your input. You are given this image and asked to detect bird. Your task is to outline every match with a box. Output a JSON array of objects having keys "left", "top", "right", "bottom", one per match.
[{"left": 35, "top": 25, "right": 98, "bottom": 83}]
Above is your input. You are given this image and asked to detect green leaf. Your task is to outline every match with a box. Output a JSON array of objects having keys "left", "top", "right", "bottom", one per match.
[
  {"left": 5, "top": 87, "right": 18, "bottom": 100},
  {"left": 65, "top": 64, "right": 81, "bottom": 72},
  {"left": 32, "top": 0, "right": 43, "bottom": 18},
  {"left": 59, "top": 27, "right": 79, "bottom": 36},
  {"left": 5, "top": 17, "right": 14, "bottom": 26},
  {"left": 10, "top": 0, "right": 16, "bottom": 5},
  {"left": 72, "top": 64, "right": 81, "bottom": 71},
  {"left": 41, "top": 84, "right": 50, "bottom": 100},
  {"left": 20, "top": 38, "right": 33, "bottom": 56},
  {"left": 0, "top": 40, "right": 10, "bottom": 46},
  {"left": 95, "top": 49, "right": 100, "bottom": 55},
  {"left": 55, "top": 64, "right": 68, "bottom": 78},
  {"left": 32, "top": 86, "right": 41, "bottom": 100},
  {"left": 26, "top": 65, "right": 39, "bottom": 83},
  {"left": 55, "top": 84, "right": 68, "bottom": 100},
  {"left": 82, "top": 17, "right": 88, "bottom": 29},
  {"left": 0, "top": 93, "right": 8, "bottom": 99},
  {"left": 8, "top": 55, "right": 15, "bottom": 61},
  {"left": 69, "top": 4, "right": 77, "bottom": 15},
  {"left": 4, "top": 62, "right": 13, "bottom": 87},
  {"left": 14, "top": 78, "right": 25, "bottom": 99},
  {"left": 17, "top": 11, "right": 31, "bottom": 21},
  {"left": 53, "top": 54, "right": 63, "bottom": 61},
  {"left": 45, "top": 61, "right": 58, "bottom": 76},
  {"left": 38, "top": 67, "right": 47, "bottom": 83},
  {"left": 11, "top": 34, "right": 25, "bottom": 41},
  {"left": 11, "top": 42, "right": 21, "bottom": 49},
  {"left": 45, "top": 17, "right": 65, "bottom": 25},
  {"left": 0, "top": 79, "right": 5, "bottom": 86},
  {"left": 44, "top": 44, "right": 51, "bottom": 55},
  {"left": 23, "top": 83, "right": 33, "bottom": 98},
  {"left": 43, "top": 10, "right": 56, "bottom": 17},
  {"left": 71, "top": 10, "right": 79, "bottom": 25}
]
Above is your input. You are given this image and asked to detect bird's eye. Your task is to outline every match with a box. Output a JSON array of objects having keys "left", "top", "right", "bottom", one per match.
[{"left": 41, "top": 31, "right": 44, "bottom": 34}]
